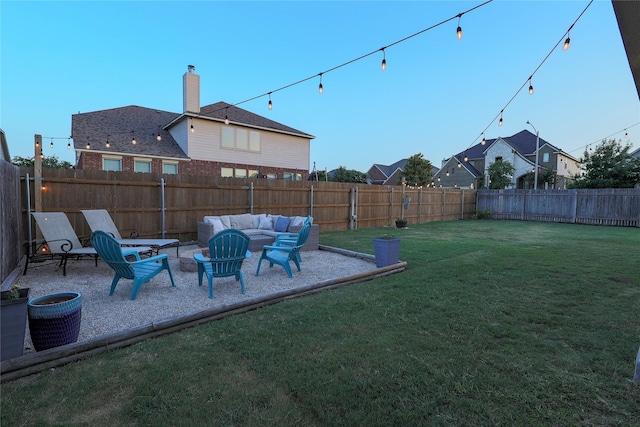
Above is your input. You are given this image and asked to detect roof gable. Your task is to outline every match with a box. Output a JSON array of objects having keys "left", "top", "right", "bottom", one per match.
[{"left": 198, "top": 102, "right": 314, "bottom": 139}]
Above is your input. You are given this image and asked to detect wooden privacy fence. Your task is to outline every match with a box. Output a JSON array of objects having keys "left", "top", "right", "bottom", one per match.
[
  {"left": 1, "top": 161, "right": 23, "bottom": 284},
  {"left": 19, "top": 168, "right": 476, "bottom": 243},
  {"left": 477, "top": 189, "right": 640, "bottom": 227}
]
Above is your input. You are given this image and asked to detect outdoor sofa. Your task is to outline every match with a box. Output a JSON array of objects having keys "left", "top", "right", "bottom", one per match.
[{"left": 197, "top": 213, "right": 319, "bottom": 252}]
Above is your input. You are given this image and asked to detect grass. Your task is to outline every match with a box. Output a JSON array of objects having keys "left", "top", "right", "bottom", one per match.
[{"left": 2, "top": 220, "right": 639, "bottom": 426}]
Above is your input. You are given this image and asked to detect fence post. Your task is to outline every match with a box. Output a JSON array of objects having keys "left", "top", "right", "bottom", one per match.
[
  {"left": 390, "top": 187, "right": 394, "bottom": 227},
  {"left": 349, "top": 188, "right": 356, "bottom": 230},
  {"left": 442, "top": 189, "right": 446, "bottom": 221},
  {"left": 249, "top": 181, "right": 254, "bottom": 214},
  {"left": 461, "top": 190, "right": 465, "bottom": 219},
  {"left": 309, "top": 185, "right": 314, "bottom": 219},
  {"left": 25, "top": 172, "right": 33, "bottom": 256},
  {"left": 418, "top": 188, "right": 423, "bottom": 223},
  {"left": 160, "top": 178, "right": 166, "bottom": 238}
]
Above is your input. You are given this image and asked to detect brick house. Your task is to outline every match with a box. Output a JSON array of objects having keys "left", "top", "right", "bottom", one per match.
[
  {"left": 72, "top": 66, "right": 315, "bottom": 180},
  {"left": 433, "top": 130, "right": 581, "bottom": 189}
]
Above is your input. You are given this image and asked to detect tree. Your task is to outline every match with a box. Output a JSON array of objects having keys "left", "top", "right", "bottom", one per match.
[
  {"left": 522, "top": 167, "right": 556, "bottom": 189},
  {"left": 570, "top": 139, "right": 640, "bottom": 188},
  {"left": 487, "top": 160, "right": 515, "bottom": 189},
  {"left": 330, "top": 166, "right": 367, "bottom": 183},
  {"left": 399, "top": 153, "right": 433, "bottom": 187},
  {"left": 12, "top": 155, "right": 74, "bottom": 169},
  {"left": 308, "top": 169, "right": 328, "bottom": 182}
]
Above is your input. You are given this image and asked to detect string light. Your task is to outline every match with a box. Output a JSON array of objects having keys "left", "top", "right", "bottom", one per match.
[
  {"left": 35, "top": 139, "right": 40, "bottom": 148},
  {"left": 131, "top": 131, "right": 137, "bottom": 144},
  {"left": 67, "top": 138, "right": 71, "bottom": 149},
  {"left": 318, "top": 73, "right": 324, "bottom": 94},
  {"left": 456, "top": 14, "right": 463, "bottom": 40},
  {"left": 106, "top": 136, "right": 110, "bottom": 148},
  {"left": 50, "top": 138, "right": 54, "bottom": 149},
  {"left": 86, "top": 142, "right": 91, "bottom": 149},
  {"left": 481, "top": 134, "right": 486, "bottom": 145},
  {"left": 39, "top": 150, "right": 44, "bottom": 159},
  {"left": 624, "top": 129, "right": 628, "bottom": 139},
  {"left": 563, "top": 32, "right": 571, "bottom": 51},
  {"left": 190, "top": 118, "right": 195, "bottom": 132},
  {"left": 460, "top": 1, "right": 592, "bottom": 158},
  {"left": 380, "top": 48, "right": 387, "bottom": 71},
  {"left": 156, "top": 126, "right": 162, "bottom": 141},
  {"left": 224, "top": 107, "right": 230, "bottom": 125},
  {"left": 464, "top": 152, "right": 468, "bottom": 162}
]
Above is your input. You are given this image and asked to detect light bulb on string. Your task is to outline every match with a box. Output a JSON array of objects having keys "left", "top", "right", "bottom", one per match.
[
  {"left": 224, "top": 107, "right": 230, "bottom": 125},
  {"left": 67, "top": 139, "right": 71, "bottom": 149},
  {"left": 39, "top": 150, "right": 44, "bottom": 159},
  {"left": 86, "top": 142, "right": 91, "bottom": 150},
  {"left": 563, "top": 33, "right": 571, "bottom": 51},
  {"left": 50, "top": 138, "right": 54, "bottom": 149},
  {"left": 190, "top": 119, "right": 195, "bottom": 133},
  {"left": 131, "top": 131, "right": 137, "bottom": 144},
  {"left": 318, "top": 73, "right": 324, "bottom": 94},
  {"left": 456, "top": 14, "right": 463, "bottom": 40},
  {"left": 268, "top": 93, "right": 273, "bottom": 110},
  {"left": 498, "top": 111, "right": 503, "bottom": 127},
  {"left": 624, "top": 130, "right": 628, "bottom": 139},
  {"left": 457, "top": 162, "right": 461, "bottom": 168},
  {"left": 380, "top": 48, "right": 387, "bottom": 71},
  {"left": 528, "top": 77, "right": 534, "bottom": 95},
  {"left": 106, "top": 136, "right": 110, "bottom": 149},
  {"left": 464, "top": 153, "right": 468, "bottom": 162},
  {"left": 156, "top": 127, "right": 162, "bottom": 141},
  {"left": 481, "top": 134, "right": 486, "bottom": 146}
]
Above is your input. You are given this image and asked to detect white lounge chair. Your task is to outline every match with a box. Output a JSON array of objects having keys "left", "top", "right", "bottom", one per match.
[
  {"left": 81, "top": 209, "right": 179, "bottom": 256},
  {"left": 26, "top": 212, "right": 151, "bottom": 276}
]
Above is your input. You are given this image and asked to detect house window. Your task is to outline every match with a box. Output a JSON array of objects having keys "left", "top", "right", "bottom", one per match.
[
  {"left": 283, "top": 172, "right": 302, "bottom": 181},
  {"left": 266, "top": 174, "right": 277, "bottom": 180},
  {"left": 135, "top": 160, "right": 151, "bottom": 173},
  {"left": 248, "top": 169, "right": 259, "bottom": 178},
  {"left": 542, "top": 152, "right": 550, "bottom": 163},
  {"left": 103, "top": 156, "right": 122, "bottom": 171},
  {"left": 162, "top": 162, "right": 178, "bottom": 174},
  {"left": 221, "top": 167, "right": 234, "bottom": 177},
  {"left": 221, "top": 126, "right": 260, "bottom": 152},
  {"left": 235, "top": 169, "right": 247, "bottom": 178}
]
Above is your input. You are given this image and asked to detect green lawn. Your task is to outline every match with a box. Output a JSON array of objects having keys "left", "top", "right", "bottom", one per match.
[{"left": 2, "top": 220, "right": 639, "bottom": 426}]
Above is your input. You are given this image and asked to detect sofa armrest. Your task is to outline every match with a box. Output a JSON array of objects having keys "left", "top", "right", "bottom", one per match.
[{"left": 197, "top": 221, "right": 215, "bottom": 248}]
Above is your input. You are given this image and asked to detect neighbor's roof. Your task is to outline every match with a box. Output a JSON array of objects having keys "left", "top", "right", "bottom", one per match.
[{"left": 72, "top": 106, "right": 188, "bottom": 159}]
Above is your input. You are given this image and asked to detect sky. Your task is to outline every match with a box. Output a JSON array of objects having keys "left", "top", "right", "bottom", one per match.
[{"left": 1, "top": 0, "right": 639, "bottom": 173}]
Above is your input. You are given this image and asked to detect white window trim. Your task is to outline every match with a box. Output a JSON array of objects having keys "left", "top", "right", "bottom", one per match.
[
  {"left": 162, "top": 161, "right": 179, "bottom": 174},
  {"left": 102, "top": 155, "right": 123, "bottom": 171}
]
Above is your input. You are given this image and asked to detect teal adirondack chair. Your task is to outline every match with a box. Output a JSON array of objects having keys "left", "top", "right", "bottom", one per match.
[
  {"left": 255, "top": 223, "right": 311, "bottom": 278},
  {"left": 91, "top": 230, "right": 176, "bottom": 300},
  {"left": 194, "top": 229, "right": 251, "bottom": 299}
]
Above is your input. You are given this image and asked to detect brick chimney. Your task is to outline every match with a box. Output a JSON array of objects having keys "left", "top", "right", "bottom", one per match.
[{"left": 183, "top": 65, "right": 200, "bottom": 114}]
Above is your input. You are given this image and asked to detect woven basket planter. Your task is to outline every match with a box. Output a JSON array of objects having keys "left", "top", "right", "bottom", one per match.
[{"left": 28, "top": 292, "right": 82, "bottom": 352}]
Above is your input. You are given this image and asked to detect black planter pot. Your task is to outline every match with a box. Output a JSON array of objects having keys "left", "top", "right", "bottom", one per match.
[
  {"left": 28, "top": 292, "right": 82, "bottom": 352},
  {"left": 395, "top": 219, "right": 408, "bottom": 229},
  {"left": 1, "top": 288, "right": 31, "bottom": 361}
]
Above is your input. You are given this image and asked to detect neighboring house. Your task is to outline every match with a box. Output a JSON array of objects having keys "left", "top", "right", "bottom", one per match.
[
  {"left": 433, "top": 130, "right": 581, "bottom": 189},
  {"left": 0, "top": 129, "right": 10, "bottom": 162},
  {"left": 72, "top": 66, "right": 315, "bottom": 180},
  {"left": 367, "top": 159, "right": 408, "bottom": 185},
  {"left": 367, "top": 159, "right": 439, "bottom": 186},
  {"left": 631, "top": 146, "right": 640, "bottom": 159}
]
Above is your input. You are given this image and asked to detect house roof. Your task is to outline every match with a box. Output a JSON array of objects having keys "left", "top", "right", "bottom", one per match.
[
  {"left": 445, "top": 129, "right": 562, "bottom": 178},
  {"left": 72, "top": 106, "right": 188, "bottom": 159},
  {"left": 73, "top": 102, "right": 314, "bottom": 159},
  {"left": 198, "top": 102, "right": 315, "bottom": 139}
]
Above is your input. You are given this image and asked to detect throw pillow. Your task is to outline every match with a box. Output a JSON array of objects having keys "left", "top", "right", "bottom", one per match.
[
  {"left": 252, "top": 214, "right": 266, "bottom": 229},
  {"left": 258, "top": 216, "right": 274, "bottom": 230},
  {"left": 229, "top": 213, "right": 253, "bottom": 230},
  {"left": 274, "top": 216, "right": 290, "bottom": 232},
  {"left": 210, "top": 218, "right": 225, "bottom": 235}
]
